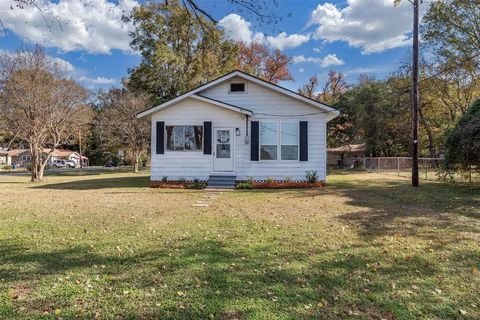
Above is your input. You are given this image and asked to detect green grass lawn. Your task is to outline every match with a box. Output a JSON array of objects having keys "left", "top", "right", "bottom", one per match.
[{"left": 0, "top": 171, "right": 479, "bottom": 319}]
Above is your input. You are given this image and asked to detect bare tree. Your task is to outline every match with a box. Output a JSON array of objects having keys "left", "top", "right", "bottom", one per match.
[
  {"left": 96, "top": 89, "right": 151, "bottom": 173},
  {"left": 298, "top": 75, "right": 320, "bottom": 99},
  {"left": 298, "top": 72, "right": 348, "bottom": 104},
  {"left": 0, "top": 46, "right": 90, "bottom": 182},
  {"left": 318, "top": 71, "right": 348, "bottom": 105}
]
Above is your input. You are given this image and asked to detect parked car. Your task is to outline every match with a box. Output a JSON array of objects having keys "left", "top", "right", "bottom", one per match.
[
  {"left": 65, "top": 160, "right": 77, "bottom": 168},
  {"left": 52, "top": 160, "right": 76, "bottom": 168},
  {"left": 104, "top": 162, "right": 117, "bottom": 168}
]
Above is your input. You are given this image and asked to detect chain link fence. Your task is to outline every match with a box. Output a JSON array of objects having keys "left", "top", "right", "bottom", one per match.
[{"left": 363, "top": 157, "right": 479, "bottom": 183}]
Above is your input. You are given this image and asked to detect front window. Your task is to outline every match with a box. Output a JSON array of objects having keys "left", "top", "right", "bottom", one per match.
[
  {"left": 281, "top": 122, "right": 299, "bottom": 160},
  {"left": 166, "top": 125, "right": 203, "bottom": 151},
  {"left": 259, "top": 121, "right": 299, "bottom": 160},
  {"left": 260, "top": 122, "right": 278, "bottom": 160}
]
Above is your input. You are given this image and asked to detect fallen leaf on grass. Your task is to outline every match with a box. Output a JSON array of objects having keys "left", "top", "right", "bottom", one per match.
[
  {"left": 317, "top": 299, "right": 328, "bottom": 308},
  {"left": 459, "top": 309, "right": 467, "bottom": 315},
  {"left": 7, "top": 288, "right": 17, "bottom": 299},
  {"left": 382, "top": 311, "right": 395, "bottom": 320}
]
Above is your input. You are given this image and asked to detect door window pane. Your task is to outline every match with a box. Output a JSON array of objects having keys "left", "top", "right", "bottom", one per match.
[
  {"left": 217, "top": 130, "right": 230, "bottom": 144},
  {"left": 216, "top": 144, "right": 231, "bottom": 158},
  {"left": 216, "top": 130, "right": 231, "bottom": 158}
]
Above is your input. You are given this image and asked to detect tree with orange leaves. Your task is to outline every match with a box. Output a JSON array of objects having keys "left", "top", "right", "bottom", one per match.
[{"left": 237, "top": 42, "right": 293, "bottom": 84}]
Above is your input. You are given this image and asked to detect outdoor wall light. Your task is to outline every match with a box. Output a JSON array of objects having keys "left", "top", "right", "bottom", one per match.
[{"left": 235, "top": 128, "right": 241, "bottom": 136}]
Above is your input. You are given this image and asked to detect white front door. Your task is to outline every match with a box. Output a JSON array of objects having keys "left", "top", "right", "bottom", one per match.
[{"left": 213, "top": 128, "right": 234, "bottom": 172}]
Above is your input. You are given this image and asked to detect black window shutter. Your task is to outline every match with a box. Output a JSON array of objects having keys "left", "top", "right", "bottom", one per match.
[
  {"left": 203, "top": 121, "right": 212, "bottom": 154},
  {"left": 156, "top": 121, "right": 164, "bottom": 154},
  {"left": 251, "top": 121, "right": 259, "bottom": 161},
  {"left": 299, "top": 121, "right": 308, "bottom": 161}
]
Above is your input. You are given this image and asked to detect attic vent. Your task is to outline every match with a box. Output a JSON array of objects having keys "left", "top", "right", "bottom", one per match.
[{"left": 230, "top": 82, "right": 245, "bottom": 93}]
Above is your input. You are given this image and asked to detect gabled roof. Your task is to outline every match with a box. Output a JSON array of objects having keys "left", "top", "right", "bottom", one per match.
[
  {"left": 327, "top": 143, "right": 366, "bottom": 153},
  {"left": 6, "top": 148, "right": 79, "bottom": 157},
  {"left": 7, "top": 149, "right": 28, "bottom": 157},
  {"left": 137, "top": 70, "right": 340, "bottom": 119}
]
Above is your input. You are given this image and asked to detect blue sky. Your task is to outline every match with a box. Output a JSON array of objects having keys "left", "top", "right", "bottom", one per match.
[{"left": 0, "top": 0, "right": 420, "bottom": 91}]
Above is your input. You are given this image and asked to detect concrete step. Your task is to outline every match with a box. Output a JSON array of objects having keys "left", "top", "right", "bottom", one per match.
[{"left": 207, "top": 175, "right": 236, "bottom": 189}]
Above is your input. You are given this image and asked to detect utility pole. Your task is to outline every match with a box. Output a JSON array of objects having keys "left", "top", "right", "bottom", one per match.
[
  {"left": 395, "top": 0, "right": 420, "bottom": 186},
  {"left": 411, "top": 0, "right": 420, "bottom": 187},
  {"left": 79, "top": 130, "right": 83, "bottom": 169}
]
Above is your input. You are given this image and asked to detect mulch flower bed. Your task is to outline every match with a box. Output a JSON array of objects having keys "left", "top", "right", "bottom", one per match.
[
  {"left": 150, "top": 181, "right": 187, "bottom": 188},
  {"left": 151, "top": 180, "right": 326, "bottom": 189},
  {"left": 250, "top": 181, "right": 326, "bottom": 189}
]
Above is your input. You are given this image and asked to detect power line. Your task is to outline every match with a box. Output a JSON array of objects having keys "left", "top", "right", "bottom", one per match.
[
  {"left": 394, "top": 51, "right": 480, "bottom": 94},
  {"left": 248, "top": 52, "right": 480, "bottom": 118}
]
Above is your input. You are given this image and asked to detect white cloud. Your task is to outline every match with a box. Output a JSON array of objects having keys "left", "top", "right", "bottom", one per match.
[
  {"left": 344, "top": 66, "right": 389, "bottom": 75},
  {"left": 309, "top": 0, "right": 414, "bottom": 54},
  {"left": 266, "top": 32, "right": 310, "bottom": 50},
  {"left": 312, "top": 47, "right": 322, "bottom": 53},
  {"left": 219, "top": 13, "right": 309, "bottom": 50},
  {"left": 219, "top": 14, "right": 255, "bottom": 44},
  {"left": 78, "top": 76, "right": 118, "bottom": 85},
  {"left": 292, "top": 54, "right": 345, "bottom": 68},
  {"left": 52, "top": 57, "right": 75, "bottom": 72},
  {"left": 0, "top": 0, "right": 139, "bottom": 54}
]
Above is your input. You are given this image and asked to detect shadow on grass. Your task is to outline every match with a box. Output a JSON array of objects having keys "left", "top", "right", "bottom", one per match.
[
  {"left": 1, "top": 236, "right": 476, "bottom": 319},
  {"left": 31, "top": 176, "right": 150, "bottom": 190},
  {"left": 295, "top": 177, "right": 480, "bottom": 241}
]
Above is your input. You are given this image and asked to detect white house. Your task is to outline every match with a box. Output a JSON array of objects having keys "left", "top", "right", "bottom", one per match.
[{"left": 137, "top": 70, "right": 339, "bottom": 187}]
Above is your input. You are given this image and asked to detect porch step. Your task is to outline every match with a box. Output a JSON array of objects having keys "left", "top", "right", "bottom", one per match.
[{"left": 207, "top": 175, "right": 236, "bottom": 189}]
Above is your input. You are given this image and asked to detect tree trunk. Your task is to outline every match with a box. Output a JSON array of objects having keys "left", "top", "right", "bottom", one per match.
[
  {"left": 29, "top": 144, "right": 52, "bottom": 182},
  {"left": 30, "top": 144, "right": 41, "bottom": 182},
  {"left": 132, "top": 148, "right": 139, "bottom": 173}
]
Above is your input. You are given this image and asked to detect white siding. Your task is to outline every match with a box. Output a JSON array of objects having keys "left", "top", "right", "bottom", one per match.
[
  {"left": 150, "top": 78, "right": 328, "bottom": 182},
  {"left": 151, "top": 98, "right": 244, "bottom": 181}
]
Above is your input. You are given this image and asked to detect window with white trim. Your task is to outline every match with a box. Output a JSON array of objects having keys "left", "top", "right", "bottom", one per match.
[
  {"left": 259, "top": 121, "right": 299, "bottom": 160},
  {"left": 260, "top": 122, "right": 278, "bottom": 160},
  {"left": 166, "top": 126, "right": 203, "bottom": 151},
  {"left": 280, "top": 122, "right": 299, "bottom": 160}
]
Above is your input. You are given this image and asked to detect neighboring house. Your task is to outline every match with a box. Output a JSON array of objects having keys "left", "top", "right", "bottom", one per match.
[
  {"left": 0, "top": 148, "right": 9, "bottom": 164},
  {"left": 137, "top": 70, "right": 340, "bottom": 186},
  {"left": 327, "top": 143, "right": 365, "bottom": 168},
  {"left": 5, "top": 149, "right": 29, "bottom": 166},
  {"left": 5, "top": 148, "right": 88, "bottom": 167}
]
